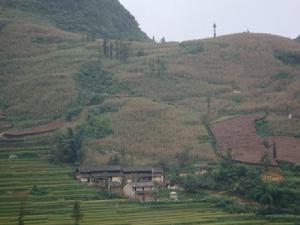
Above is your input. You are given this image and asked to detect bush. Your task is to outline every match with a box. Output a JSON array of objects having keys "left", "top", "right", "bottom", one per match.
[
  {"left": 65, "top": 107, "right": 82, "bottom": 122},
  {"left": 74, "top": 62, "right": 114, "bottom": 106},
  {"left": 50, "top": 128, "right": 83, "bottom": 165},
  {"left": 30, "top": 185, "right": 48, "bottom": 196},
  {"left": 271, "top": 72, "right": 293, "bottom": 80},
  {"left": 274, "top": 50, "right": 300, "bottom": 65},
  {"left": 180, "top": 42, "right": 204, "bottom": 54},
  {"left": 77, "top": 115, "right": 113, "bottom": 139}
]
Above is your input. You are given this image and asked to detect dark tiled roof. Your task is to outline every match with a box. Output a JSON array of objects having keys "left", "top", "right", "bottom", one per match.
[
  {"left": 132, "top": 181, "right": 155, "bottom": 188},
  {"left": 78, "top": 166, "right": 121, "bottom": 173},
  {"left": 78, "top": 166, "right": 163, "bottom": 174},
  {"left": 123, "top": 166, "right": 163, "bottom": 173}
]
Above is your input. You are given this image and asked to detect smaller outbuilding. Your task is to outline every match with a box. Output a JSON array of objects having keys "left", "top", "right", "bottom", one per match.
[{"left": 169, "top": 191, "right": 178, "bottom": 201}]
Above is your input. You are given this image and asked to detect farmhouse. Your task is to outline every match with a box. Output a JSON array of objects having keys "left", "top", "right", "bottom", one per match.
[
  {"left": 76, "top": 165, "right": 164, "bottom": 197},
  {"left": 123, "top": 181, "right": 158, "bottom": 202}
]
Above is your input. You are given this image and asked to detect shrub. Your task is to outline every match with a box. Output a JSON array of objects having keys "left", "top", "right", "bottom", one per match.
[
  {"left": 50, "top": 128, "right": 83, "bottom": 165},
  {"left": 77, "top": 115, "right": 113, "bottom": 139},
  {"left": 255, "top": 119, "right": 270, "bottom": 137},
  {"left": 30, "top": 185, "right": 48, "bottom": 196},
  {"left": 180, "top": 42, "right": 205, "bottom": 54},
  {"left": 65, "top": 107, "right": 82, "bottom": 122},
  {"left": 271, "top": 72, "right": 293, "bottom": 80},
  {"left": 74, "top": 62, "right": 114, "bottom": 106},
  {"left": 274, "top": 50, "right": 300, "bottom": 65}
]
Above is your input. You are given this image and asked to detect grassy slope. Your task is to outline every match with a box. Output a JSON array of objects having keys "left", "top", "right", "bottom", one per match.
[{"left": 1, "top": 7, "right": 300, "bottom": 164}]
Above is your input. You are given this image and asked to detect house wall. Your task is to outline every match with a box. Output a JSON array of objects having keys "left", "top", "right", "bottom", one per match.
[
  {"left": 153, "top": 175, "right": 164, "bottom": 183},
  {"left": 123, "top": 184, "right": 135, "bottom": 199},
  {"left": 112, "top": 176, "right": 122, "bottom": 182}
]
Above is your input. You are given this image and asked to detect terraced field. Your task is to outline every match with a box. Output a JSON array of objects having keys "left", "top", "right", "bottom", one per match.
[{"left": 0, "top": 141, "right": 298, "bottom": 225}]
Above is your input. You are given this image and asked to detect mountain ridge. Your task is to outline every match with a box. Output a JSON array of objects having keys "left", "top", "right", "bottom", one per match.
[{"left": 0, "top": 0, "right": 149, "bottom": 41}]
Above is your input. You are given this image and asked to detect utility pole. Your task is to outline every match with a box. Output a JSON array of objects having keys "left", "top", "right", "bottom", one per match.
[{"left": 213, "top": 23, "right": 217, "bottom": 38}]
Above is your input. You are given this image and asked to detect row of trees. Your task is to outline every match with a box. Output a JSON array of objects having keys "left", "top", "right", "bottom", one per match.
[
  {"left": 102, "top": 39, "right": 131, "bottom": 62},
  {"left": 18, "top": 201, "right": 83, "bottom": 225}
]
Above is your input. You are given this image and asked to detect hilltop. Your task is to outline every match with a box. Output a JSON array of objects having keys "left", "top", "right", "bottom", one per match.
[{"left": 0, "top": 0, "right": 148, "bottom": 41}]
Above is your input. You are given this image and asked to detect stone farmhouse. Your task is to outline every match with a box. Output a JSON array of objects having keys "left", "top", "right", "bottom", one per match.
[{"left": 76, "top": 165, "right": 164, "bottom": 201}]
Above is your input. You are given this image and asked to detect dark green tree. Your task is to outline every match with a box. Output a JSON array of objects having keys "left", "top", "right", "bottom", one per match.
[
  {"left": 50, "top": 128, "right": 83, "bottom": 165},
  {"left": 119, "top": 42, "right": 131, "bottom": 62},
  {"left": 109, "top": 41, "right": 114, "bottom": 59},
  {"left": 71, "top": 201, "right": 83, "bottom": 225},
  {"left": 103, "top": 39, "right": 109, "bottom": 57},
  {"left": 261, "top": 152, "right": 271, "bottom": 172},
  {"left": 273, "top": 142, "right": 277, "bottom": 159},
  {"left": 115, "top": 40, "right": 120, "bottom": 60},
  {"left": 18, "top": 201, "right": 25, "bottom": 225},
  {"left": 160, "top": 37, "right": 166, "bottom": 43},
  {"left": 207, "top": 96, "right": 211, "bottom": 118}
]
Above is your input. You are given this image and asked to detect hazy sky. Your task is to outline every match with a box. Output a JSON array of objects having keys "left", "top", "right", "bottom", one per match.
[{"left": 119, "top": 0, "right": 300, "bottom": 42}]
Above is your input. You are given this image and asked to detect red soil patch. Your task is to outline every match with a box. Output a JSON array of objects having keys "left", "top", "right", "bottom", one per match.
[
  {"left": 212, "top": 114, "right": 277, "bottom": 165},
  {"left": 4, "top": 119, "right": 65, "bottom": 137},
  {"left": 266, "top": 136, "right": 300, "bottom": 165}
]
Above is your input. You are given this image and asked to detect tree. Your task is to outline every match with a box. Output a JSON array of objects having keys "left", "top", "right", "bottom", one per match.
[
  {"left": 160, "top": 37, "right": 166, "bottom": 43},
  {"left": 115, "top": 40, "right": 120, "bottom": 60},
  {"left": 109, "top": 41, "right": 114, "bottom": 59},
  {"left": 226, "top": 148, "right": 233, "bottom": 160},
  {"left": 102, "top": 39, "right": 109, "bottom": 57},
  {"left": 71, "top": 201, "right": 83, "bottom": 225},
  {"left": 272, "top": 142, "right": 277, "bottom": 159},
  {"left": 261, "top": 152, "right": 271, "bottom": 172},
  {"left": 207, "top": 96, "right": 211, "bottom": 118},
  {"left": 18, "top": 201, "right": 25, "bottom": 225},
  {"left": 50, "top": 128, "right": 83, "bottom": 165},
  {"left": 176, "top": 148, "right": 190, "bottom": 168},
  {"left": 119, "top": 42, "right": 131, "bottom": 62},
  {"left": 108, "top": 154, "right": 120, "bottom": 165},
  {"left": 90, "top": 32, "right": 96, "bottom": 42}
]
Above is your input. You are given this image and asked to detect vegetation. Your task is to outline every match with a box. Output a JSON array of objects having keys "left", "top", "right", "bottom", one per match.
[
  {"left": 72, "top": 201, "right": 83, "bottom": 225},
  {"left": 176, "top": 158, "right": 300, "bottom": 214},
  {"left": 274, "top": 50, "right": 300, "bottom": 65},
  {"left": 256, "top": 117, "right": 300, "bottom": 138},
  {"left": 17, "top": 201, "right": 25, "bottom": 225},
  {"left": 1, "top": 140, "right": 298, "bottom": 224},
  {"left": 50, "top": 128, "right": 83, "bottom": 165},
  {"left": 74, "top": 62, "right": 114, "bottom": 106},
  {"left": 255, "top": 119, "right": 270, "bottom": 137},
  {"left": 0, "top": 0, "right": 148, "bottom": 41},
  {"left": 0, "top": 2, "right": 300, "bottom": 223}
]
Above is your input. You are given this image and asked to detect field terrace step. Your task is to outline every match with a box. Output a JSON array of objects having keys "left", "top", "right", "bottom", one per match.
[{"left": 3, "top": 119, "right": 65, "bottom": 138}]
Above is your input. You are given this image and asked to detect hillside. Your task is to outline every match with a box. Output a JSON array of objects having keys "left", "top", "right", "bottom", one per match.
[
  {"left": 296, "top": 35, "right": 300, "bottom": 43},
  {"left": 0, "top": 0, "right": 148, "bottom": 41},
  {"left": 1, "top": 1, "right": 300, "bottom": 165},
  {"left": 1, "top": 3, "right": 300, "bottom": 224}
]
